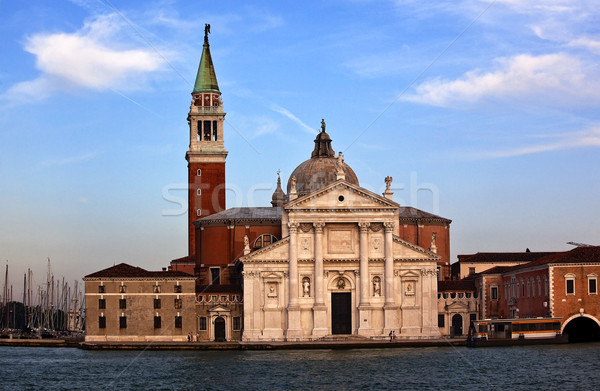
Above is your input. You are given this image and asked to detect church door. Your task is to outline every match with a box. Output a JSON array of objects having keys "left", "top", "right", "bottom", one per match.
[
  {"left": 331, "top": 293, "right": 352, "bottom": 334},
  {"left": 452, "top": 314, "right": 463, "bottom": 336},
  {"left": 214, "top": 316, "right": 226, "bottom": 342}
]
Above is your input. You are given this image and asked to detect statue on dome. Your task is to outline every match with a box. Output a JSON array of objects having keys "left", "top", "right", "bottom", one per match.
[
  {"left": 204, "top": 24, "right": 211, "bottom": 37},
  {"left": 321, "top": 118, "right": 326, "bottom": 133}
]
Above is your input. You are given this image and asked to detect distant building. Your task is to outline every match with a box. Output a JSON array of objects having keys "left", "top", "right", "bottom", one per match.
[
  {"left": 83, "top": 264, "right": 196, "bottom": 342},
  {"left": 437, "top": 279, "right": 478, "bottom": 337},
  {"left": 451, "top": 251, "right": 553, "bottom": 280},
  {"left": 472, "top": 247, "right": 600, "bottom": 341}
]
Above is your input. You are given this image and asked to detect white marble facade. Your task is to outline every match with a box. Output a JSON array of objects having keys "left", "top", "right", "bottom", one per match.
[{"left": 241, "top": 180, "right": 441, "bottom": 341}]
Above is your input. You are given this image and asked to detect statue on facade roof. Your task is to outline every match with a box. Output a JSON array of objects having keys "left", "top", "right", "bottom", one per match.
[
  {"left": 321, "top": 118, "right": 326, "bottom": 133},
  {"left": 205, "top": 24, "right": 211, "bottom": 36},
  {"left": 385, "top": 176, "right": 393, "bottom": 191}
]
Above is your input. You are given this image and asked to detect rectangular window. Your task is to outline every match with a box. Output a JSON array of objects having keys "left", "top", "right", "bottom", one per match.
[
  {"left": 589, "top": 278, "right": 597, "bottom": 294},
  {"left": 196, "top": 209, "right": 202, "bottom": 217},
  {"left": 199, "top": 316, "right": 207, "bottom": 330},
  {"left": 233, "top": 316, "right": 241, "bottom": 331},
  {"left": 491, "top": 286, "right": 498, "bottom": 300},
  {"left": 197, "top": 169, "right": 201, "bottom": 176},
  {"left": 212, "top": 120, "right": 218, "bottom": 141},
  {"left": 210, "top": 267, "right": 221, "bottom": 285},
  {"left": 566, "top": 279, "right": 575, "bottom": 295},
  {"left": 154, "top": 298, "right": 161, "bottom": 309},
  {"left": 119, "top": 285, "right": 127, "bottom": 294},
  {"left": 119, "top": 299, "right": 127, "bottom": 309},
  {"left": 438, "top": 314, "right": 445, "bottom": 327},
  {"left": 174, "top": 316, "right": 182, "bottom": 329},
  {"left": 153, "top": 285, "right": 161, "bottom": 293},
  {"left": 98, "top": 285, "right": 105, "bottom": 293},
  {"left": 98, "top": 316, "right": 106, "bottom": 329},
  {"left": 174, "top": 285, "right": 182, "bottom": 293},
  {"left": 196, "top": 188, "right": 202, "bottom": 196},
  {"left": 98, "top": 299, "right": 106, "bottom": 309},
  {"left": 119, "top": 316, "right": 127, "bottom": 329},
  {"left": 468, "top": 267, "right": 475, "bottom": 275},
  {"left": 154, "top": 316, "right": 161, "bottom": 329},
  {"left": 174, "top": 298, "right": 182, "bottom": 309}
]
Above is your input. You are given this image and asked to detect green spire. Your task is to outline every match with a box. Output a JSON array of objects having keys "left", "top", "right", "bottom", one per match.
[{"left": 193, "top": 24, "right": 220, "bottom": 94}]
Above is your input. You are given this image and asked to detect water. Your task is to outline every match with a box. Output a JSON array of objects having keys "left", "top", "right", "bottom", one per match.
[{"left": 1, "top": 344, "right": 599, "bottom": 390}]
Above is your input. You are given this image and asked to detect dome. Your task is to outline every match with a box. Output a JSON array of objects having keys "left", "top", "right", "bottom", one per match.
[{"left": 286, "top": 123, "right": 359, "bottom": 197}]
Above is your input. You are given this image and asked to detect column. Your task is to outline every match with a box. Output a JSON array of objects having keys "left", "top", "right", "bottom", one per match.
[
  {"left": 359, "top": 222, "right": 370, "bottom": 305},
  {"left": 313, "top": 222, "right": 325, "bottom": 305},
  {"left": 287, "top": 222, "right": 302, "bottom": 339},
  {"left": 288, "top": 222, "right": 299, "bottom": 306},
  {"left": 312, "top": 222, "right": 327, "bottom": 337},
  {"left": 383, "top": 222, "right": 398, "bottom": 333},
  {"left": 357, "top": 222, "right": 372, "bottom": 335}
]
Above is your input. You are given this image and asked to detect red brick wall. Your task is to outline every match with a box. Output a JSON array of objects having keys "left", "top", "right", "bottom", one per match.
[
  {"left": 398, "top": 222, "right": 451, "bottom": 279},
  {"left": 551, "top": 265, "right": 600, "bottom": 322},
  {"left": 188, "top": 162, "right": 226, "bottom": 256}
]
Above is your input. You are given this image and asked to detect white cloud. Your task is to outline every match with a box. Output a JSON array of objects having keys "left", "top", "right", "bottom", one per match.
[
  {"left": 3, "top": 13, "right": 164, "bottom": 104},
  {"left": 472, "top": 126, "right": 600, "bottom": 159},
  {"left": 403, "top": 53, "right": 600, "bottom": 107},
  {"left": 568, "top": 37, "right": 600, "bottom": 55}
]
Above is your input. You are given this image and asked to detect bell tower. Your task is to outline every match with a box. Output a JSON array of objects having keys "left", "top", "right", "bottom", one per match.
[{"left": 186, "top": 24, "right": 227, "bottom": 258}]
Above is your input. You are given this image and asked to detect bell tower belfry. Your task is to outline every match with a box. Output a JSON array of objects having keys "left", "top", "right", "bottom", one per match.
[{"left": 186, "top": 24, "right": 228, "bottom": 257}]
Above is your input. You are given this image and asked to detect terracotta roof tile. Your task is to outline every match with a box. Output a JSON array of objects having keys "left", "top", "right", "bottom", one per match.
[{"left": 84, "top": 263, "right": 193, "bottom": 279}]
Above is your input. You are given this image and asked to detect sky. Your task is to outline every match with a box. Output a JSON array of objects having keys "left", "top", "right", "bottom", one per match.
[{"left": 1, "top": 0, "right": 599, "bottom": 297}]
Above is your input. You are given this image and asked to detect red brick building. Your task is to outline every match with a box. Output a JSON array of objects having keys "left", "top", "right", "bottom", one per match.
[{"left": 474, "top": 246, "right": 600, "bottom": 341}]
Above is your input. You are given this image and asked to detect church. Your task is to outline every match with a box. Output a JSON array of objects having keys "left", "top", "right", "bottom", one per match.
[{"left": 84, "top": 26, "right": 452, "bottom": 342}]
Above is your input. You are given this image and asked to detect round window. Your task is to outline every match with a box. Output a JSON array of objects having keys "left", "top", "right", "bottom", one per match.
[{"left": 338, "top": 195, "right": 345, "bottom": 202}]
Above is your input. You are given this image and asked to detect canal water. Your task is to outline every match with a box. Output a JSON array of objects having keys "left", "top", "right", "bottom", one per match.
[{"left": 1, "top": 343, "right": 599, "bottom": 390}]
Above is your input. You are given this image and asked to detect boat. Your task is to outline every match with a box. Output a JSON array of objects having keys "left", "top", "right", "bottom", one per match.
[{"left": 467, "top": 318, "right": 568, "bottom": 347}]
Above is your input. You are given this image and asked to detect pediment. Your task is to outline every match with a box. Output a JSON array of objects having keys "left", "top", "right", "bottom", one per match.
[
  {"left": 208, "top": 305, "right": 231, "bottom": 313},
  {"left": 240, "top": 237, "right": 289, "bottom": 263},
  {"left": 445, "top": 301, "right": 470, "bottom": 311},
  {"left": 393, "top": 236, "right": 440, "bottom": 260},
  {"left": 286, "top": 180, "right": 399, "bottom": 211}
]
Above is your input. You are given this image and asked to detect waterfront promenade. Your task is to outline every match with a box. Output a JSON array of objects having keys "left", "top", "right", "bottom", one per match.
[{"left": 1, "top": 337, "right": 467, "bottom": 350}]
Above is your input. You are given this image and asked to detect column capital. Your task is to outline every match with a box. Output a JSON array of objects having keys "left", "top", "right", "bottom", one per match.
[
  {"left": 313, "top": 222, "right": 326, "bottom": 232},
  {"left": 383, "top": 222, "right": 395, "bottom": 232},
  {"left": 358, "top": 222, "right": 371, "bottom": 232},
  {"left": 288, "top": 222, "right": 300, "bottom": 233}
]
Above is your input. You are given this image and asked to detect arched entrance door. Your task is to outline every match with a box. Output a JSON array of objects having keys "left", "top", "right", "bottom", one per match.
[
  {"left": 452, "top": 314, "right": 463, "bottom": 336},
  {"left": 563, "top": 317, "right": 600, "bottom": 343},
  {"left": 214, "top": 316, "right": 226, "bottom": 342}
]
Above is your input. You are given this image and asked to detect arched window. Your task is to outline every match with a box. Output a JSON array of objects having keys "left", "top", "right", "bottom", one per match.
[{"left": 253, "top": 234, "right": 278, "bottom": 250}]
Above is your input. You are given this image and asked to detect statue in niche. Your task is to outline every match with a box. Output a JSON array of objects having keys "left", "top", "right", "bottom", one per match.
[
  {"left": 302, "top": 277, "right": 311, "bottom": 297},
  {"left": 244, "top": 235, "right": 250, "bottom": 251},
  {"left": 267, "top": 283, "right": 277, "bottom": 298},
  {"left": 405, "top": 282, "right": 414, "bottom": 296},
  {"left": 431, "top": 232, "right": 437, "bottom": 248},
  {"left": 373, "top": 276, "right": 381, "bottom": 297}
]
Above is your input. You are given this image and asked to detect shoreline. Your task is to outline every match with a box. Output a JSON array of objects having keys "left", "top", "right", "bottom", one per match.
[{"left": 1, "top": 337, "right": 468, "bottom": 350}]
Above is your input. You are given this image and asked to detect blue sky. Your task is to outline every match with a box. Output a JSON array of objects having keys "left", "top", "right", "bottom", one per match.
[{"left": 1, "top": 0, "right": 599, "bottom": 293}]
